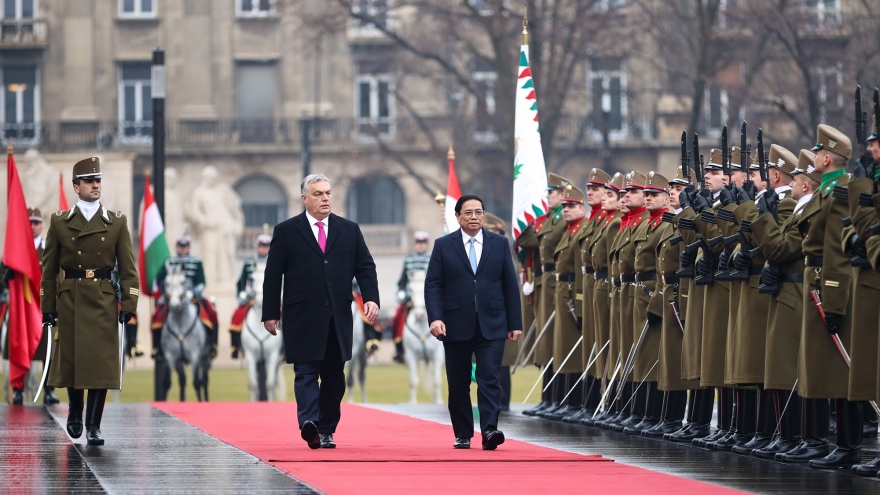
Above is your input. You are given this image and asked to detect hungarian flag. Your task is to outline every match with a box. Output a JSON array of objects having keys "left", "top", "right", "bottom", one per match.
[
  {"left": 444, "top": 145, "right": 462, "bottom": 233},
  {"left": 511, "top": 33, "right": 549, "bottom": 257},
  {"left": 138, "top": 174, "right": 171, "bottom": 297},
  {"left": 2, "top": 149, "right": 43, "bottom": 389},
  {"left": 59, "top": 172, "right": 69, "bottom": 210}
]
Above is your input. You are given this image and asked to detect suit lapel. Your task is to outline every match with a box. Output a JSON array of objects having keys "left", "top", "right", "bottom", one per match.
[
  {"left": 324, "top": 214, "right": 340, "bottom": 252},
  {"left": 475, "top": 230, "right": 492, "bottom": 275},
  {"left": 295, "top": 212, "right": 324, "bottom": 256},
  {"left": 450, "top": 230, "right": 473, "bottom": 272}
]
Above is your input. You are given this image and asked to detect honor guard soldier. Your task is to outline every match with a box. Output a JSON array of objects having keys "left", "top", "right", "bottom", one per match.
[
  {"left": 545, "top": 184, "right": 588, "bottom": 421},
  {"left": 41, "top": 156, "right": 138, "bottom": 445},
  {"left": 152, "top": 235, "right": 219, "bottom": 360},
  {"left": 582, "top": 173, "right": 624, "bottom": 426},
  {"left": 794, "top": 125, "right": 862, "bottom": 468},
  {"left": 391, "top": 231, "right": 432, "bottom": 363},
  {"left": 228, "top": 234, "right": 272, "bottom": 359},
  {"left": 521, "top": 173, "right": 570, "bottom": 416}
]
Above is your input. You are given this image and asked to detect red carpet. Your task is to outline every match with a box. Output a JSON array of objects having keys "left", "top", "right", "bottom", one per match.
[{"left": 153, "top": 402, "right": 748, "bottom": 495}]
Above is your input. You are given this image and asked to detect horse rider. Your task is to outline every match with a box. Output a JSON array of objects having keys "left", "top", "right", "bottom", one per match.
[
  {"left": 2, "top": 207, "right": 60, "bottom": 405},
  {"left": 41, "top": 156, "right": 139, "bottom": 445},
  {"left": 390, "top": 231, "right": 432, "bottom": 363},
  {"left": 151, "top": 235, "right": 219, "bottom": 361},
  {"left": 229, "top": 234, "right": 272, "bottom": 359}
]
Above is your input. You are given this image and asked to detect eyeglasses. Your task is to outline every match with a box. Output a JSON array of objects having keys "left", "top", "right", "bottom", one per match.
[{"left": 459, "top": 209, "right": 484, "bottom": 218}]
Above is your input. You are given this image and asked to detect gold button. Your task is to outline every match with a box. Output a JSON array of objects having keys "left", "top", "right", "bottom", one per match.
[
  {"left": 93, "top": 278, "right": 97, "bottom": 282},
  {"left": 71, "top": 237, "right": 75, "bottom": 241},
  {"left": 77, "top": 251, "right": 81, "bottom": 255},
  {"left": 101, "top": 237, "right": 105, "bottom": 242},
  {"left": 78, "top": 265, "right": 82, "bottom": 268}
]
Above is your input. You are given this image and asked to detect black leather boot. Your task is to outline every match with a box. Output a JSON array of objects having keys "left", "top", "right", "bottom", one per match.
[
  {"left": 600, "top": 382, "right": 632, "bottom": 430},
  {"left": 615, "top": 383, "right": 644, "bottom": 432},
  {"left": 85, "top": 389, "right": 108, "bottom": 446},
  {"left": 626, "top": 382, "right": 662, "bottom": 435},
  {"left": 43, "top": 386, "right": 61, "bottom": 405},
  {"left": 710, "top": 388, "right": 749, "bottom": 451},
  {"left": 862, "top": 402, "right": 878, "bottom": 438},
  {"left": 733, "top": 388, "right": 770, "bottom": 454},
  {"left": 66, "top": 388, "right": 85, "bottom": 439},
  {"left": 561, "top": 376, "right": 589, "bottom": 423},
  {"left": 754, "top": 389, "right": 802, "bottom": 459},
  {"left": 778, "top": 398, "right": 829, "bottom": 463},
  {"left": 669, "top": 388, "right": 712, "bottom": 442},
  {"left": 537, "top": 377, "right": 565, "bottom": 418},
  {"left": 851, "top": 456, "right": 880, "bottom": 477},
  {"left": 696, "top": 388, "right": 730, "bottom": 447},
  {"left": 12, "top": 387, "right": 23, "bottom": 405},
  {"left": 524, "top": 373, "right": 553, "bottom": 416},
  {"left": 810, "top": 399, "right": 863, "bottom": 469},
  {"left": 645, "top": 390, "right": 686, "bottom": 437},
  {"left": 547, "top": 375, "right": 581, "bottom": 421}
]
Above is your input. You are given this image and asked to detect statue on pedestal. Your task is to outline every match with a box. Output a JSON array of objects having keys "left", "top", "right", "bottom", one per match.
[{"left": 186, "top": 166, "right": 244, "bottom": 287}]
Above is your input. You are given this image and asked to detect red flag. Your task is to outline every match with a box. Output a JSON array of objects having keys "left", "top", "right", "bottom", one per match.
[
  {"left": 2, "top": 148, "right": 43, "bottom": 389},
  {"left": 444, "top": 144, "right": 462, "bottom": 232},
  {"left": 59, "top": 172, "right": 69, "bottom": 210}
]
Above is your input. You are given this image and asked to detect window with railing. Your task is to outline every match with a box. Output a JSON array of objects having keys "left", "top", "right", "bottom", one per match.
[
  {"left": 346, "top": 175, "right": 405, "bottom": 225},
  {"left": 118, "top": 63, "right": 153, "bottom": 143},
  {"left": 355, "top": 74, "right": 394, "bottom": 140},
  {"left": 118, "top": 0, "right": 155, "bottom": 18},
  {"left": 589, "top": 58, "right": 626, "bottom": 140},
  {"left": 3, "top": 0, "right": 35, "bottom": 19},
  {"left": 236, "top": 0, "right": 275, "bottom": 17},
  {"left": 815, "top": 63, "right": 843, "bottom": 124},
  {"left": 803, "top": 0, "right": 841, "bottom": 27},
  {"left": 351, "top": 0, "right": 390, "bottom": 33},
  {"left": 704, "top": 85, "right": 728, "bottom": 136},
  {"left": 472, "top": 70, "right": 497, "bottom": 141},
  {"left": 1, "top": 65, "right": 39, "bottom": 144}
]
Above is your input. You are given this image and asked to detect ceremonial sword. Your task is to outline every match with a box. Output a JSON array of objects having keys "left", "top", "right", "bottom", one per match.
[
  {"left": 515, "top": 310, "right": 556, "bottom": 373},
  {"left": 510, "top": 318, "right": 537, "bottom": 373},
  {"left": 611, "top": 321, "right": 651, "bottom": 406},
  {"left": 33, "top": 322, "right": 53, "bottom": 403},
  {"left": 592, "top": 356, "right": 623, "bottom": 419},
  {"left": 561, "top": 340, "right": 610, "bottom": 404},
  {"left": 542, "top": 335, "right": 583, "bottom": 392},
  {"left": 522, "top": 357, "right": 553, "bottom": 404}
]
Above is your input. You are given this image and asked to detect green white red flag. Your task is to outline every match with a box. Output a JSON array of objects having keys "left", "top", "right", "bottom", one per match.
[
  {"left": 138, "top": 174, "right": 171, "bottom": 297},
  {"left": 511, "top": 42, "right": 548, "bottom": 249},
  {"left": 444, "top": 148, "right": 462, "bottom": 233}
]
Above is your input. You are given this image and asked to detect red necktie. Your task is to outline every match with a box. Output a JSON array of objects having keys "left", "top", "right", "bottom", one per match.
[{"left": 317, "top": 221, "right": 327, "bottom": 252}]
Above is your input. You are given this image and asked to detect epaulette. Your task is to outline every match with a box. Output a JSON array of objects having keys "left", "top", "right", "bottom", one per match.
[
  {"left": 821, "top": 179, "right": 839, "bottom": 196},
  {"left": 55, "top": 210, "right": 65, "bottom": 217},
  {"left": 116, "top": 211, "right": 124, "bottom": 218}
]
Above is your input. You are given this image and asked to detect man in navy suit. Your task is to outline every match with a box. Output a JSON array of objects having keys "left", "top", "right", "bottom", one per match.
[
  {"left": 425, "top": 194, "right": 523, "bottom": 450},
  {"left": 262, "top": 174, "right": 380, "bottom": 450}
]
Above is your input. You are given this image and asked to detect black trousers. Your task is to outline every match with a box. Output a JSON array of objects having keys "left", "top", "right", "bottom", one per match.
[
  {"left": 293, "top": 321, "right": 346, "bottom": 435},
  {"left": 443, "top": 321, "right": 505, "bottom": 439}
]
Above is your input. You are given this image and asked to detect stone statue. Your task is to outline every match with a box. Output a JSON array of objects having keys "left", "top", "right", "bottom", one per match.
[
  {"left": 186, "top": 165, "right": 244, "bottom": 287},
  {"left": 163, "top": 168, "right": 187, "bottom": 249},
  {"left": 19, "top": 148, "right": 55, "bottom": 217}
]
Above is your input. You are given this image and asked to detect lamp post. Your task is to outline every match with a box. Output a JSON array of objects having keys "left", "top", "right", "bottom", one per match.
[
  {"left": 151, "top": 48, "right": 166, "bottom": 219},
  {"left": 600, "top": 92, "right": 612, "bottom": 170}
]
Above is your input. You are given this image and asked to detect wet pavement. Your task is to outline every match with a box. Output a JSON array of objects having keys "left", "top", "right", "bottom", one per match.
[{"left": 4, "top": 402, "right": 880, "bottom": 494}]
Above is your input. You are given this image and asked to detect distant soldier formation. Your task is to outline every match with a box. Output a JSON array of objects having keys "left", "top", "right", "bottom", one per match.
[{"left": 514, "top": 87, "right": 880, "bottom": 476}]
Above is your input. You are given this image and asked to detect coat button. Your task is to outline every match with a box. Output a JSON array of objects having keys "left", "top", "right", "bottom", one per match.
[
  {"left": 324, "top": 260, "right": 328, "bottom": 264},
  {"left": 324, "top": 300, "right": 329, "bottom": 305},
  {"left": 77, "top": 251, "right": 82, "bottom": 255}
]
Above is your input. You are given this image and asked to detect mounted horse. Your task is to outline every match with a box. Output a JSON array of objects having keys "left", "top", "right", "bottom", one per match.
[
  {"left": 346, "top": 292, "right": 381, "bottom": 403},
  {"left": 402, "top": 269, "right": 444, "bottom": 404},
  {"left": 161, "top": 267, "right": 210, "bottom": 401},
  {"left": 241, "top": 260, "right": 285, "bottom": 401}
]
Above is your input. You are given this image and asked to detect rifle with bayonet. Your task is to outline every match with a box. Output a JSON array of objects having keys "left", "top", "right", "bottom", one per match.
[
  {"left": 675, "top": 133, "right": 709, "bottom": 280},
  {"left": 853, "top": 85, "right": 874, "bottom": 181}
]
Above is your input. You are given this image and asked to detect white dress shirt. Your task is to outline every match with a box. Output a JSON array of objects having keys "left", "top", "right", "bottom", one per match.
[
  {"left": 76, "top": 199, "right": 100, "bottom": 222},
  {"left": 775, "top": 185, "right": 792, "bottom": 200},
  {"left": 34, "top": 236, "right": 45, "bottom": 250},
  {"left": 793, "top": 193, "right": 813, "bottom": 216},
  {"left": 305, "top": 211, "right": 329, "bottom": 242},
  {"left": 462, "top": 230, "right": 484, "bottom": 266}
]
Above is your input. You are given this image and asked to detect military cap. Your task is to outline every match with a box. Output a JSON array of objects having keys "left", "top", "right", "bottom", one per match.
[
  {"left": 72, "top": 156, "right": 101, "bottom": 180},
  {"left": 586, "top": 168, "right": 612, "bottom": 187},
  {"left": 28, "top": 207, "right": 42, "bottom": 222},
  {"left": 483, "top": 212, "right": 506, "bottom": 235},
  {"left": 255, "top": 234, "right": 272, "bottom": 246},
  {"left": 176, "top": 235, "right": 192, "bottom": 247},
  {"left": 810, "top": 124, "right": 852, "bottom": 160},
  {"left": 547, "top": 173, "right": 568, "bottom": 191},
  {"left": 561, "top": 183, "right": 586, "bottom": 205},
  {"left": 669, "top": 166, "right": 692, "bottom": 186},
  {"left": 868, "top": 114, "right": 878, "bottom": 142},
  {"left": 791, "top": 149, "right": 821, "bottom": 184},
  {"left": 767, "top": 144, "right": 798, "bottom": 176},
  {"left": 705, "top": 148, "right": 725, "bottom": 170},
  {"left": 644, "top": 172, "right": 669, "bottom": 193},
  {"left": 413, "top": 231, "right": 429, "bottom": 242},
  {"left": 624, "top": 171, "right": 647, "bottom": 190},
  {"left": 728, "top": 146, "right": 744, "bottom": 171},
  {"left": 604, "top": 172, "right": 625, "bottom": 192}
]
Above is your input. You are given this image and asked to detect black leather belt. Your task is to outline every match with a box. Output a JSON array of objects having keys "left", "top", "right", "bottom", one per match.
[
  {"left": 594, "top": 270, "right": 608, "bottom": 281},
  {"left": 543, "top": 263, "right": 556, "bottom": 274},
  {"left": 662, "top": 274, "right": 679, "bottom": 285},
  {"left": 611, "top": 278, "right": 621, "bottom": 288},
  {"left": 620, "top": 273, "right": 636, "bottom": 284},
  {"left": 805, "top": 256, "right": 823, "bottom": 267},
  {"left": 635, "top": 272, "right": 657, "bottom": 283},
  {"left": 557, "top": 273, "right": 576, "bottom": 282},
  {"left": 66, "top": 269, "right": 112, "bottom": 279},
  {"left": 534, "top": 265, "right": 543, "bottom": 277},
  {"left": 582, "top": 266, "right": 595, "bottom": 275},
  {"left": 780, "top": 273, "right": 804, "bottom": 283}
]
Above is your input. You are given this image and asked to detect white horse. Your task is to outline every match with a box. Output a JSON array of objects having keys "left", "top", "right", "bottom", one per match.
[
  {"left": 241, "top": 261, "right": 286, "bottom": 401},
  {"left": 161, "top": 269, "right": 209, "bottom": 401},
  {"left": 402, "top": 269, "right": 445, "bottom": 404},
  {"left": 347, "top": 300, "right": 380, "bottom": 403}
]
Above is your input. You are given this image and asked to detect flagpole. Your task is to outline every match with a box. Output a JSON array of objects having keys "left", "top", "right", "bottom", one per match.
[{"left": 522, "top": 12, "right": 528, "bottom": 46}]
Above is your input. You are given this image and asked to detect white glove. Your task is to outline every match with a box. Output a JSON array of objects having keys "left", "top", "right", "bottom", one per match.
[
  {"left": 522, "top": 281, "right": 534, "bottom": 296},
  {"left": 396, "top": 290, "right": 406, "bottom": 303}
]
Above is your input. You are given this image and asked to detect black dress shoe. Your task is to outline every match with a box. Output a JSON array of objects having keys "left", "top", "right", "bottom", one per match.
[
  {"left": 809, "top": 446, "right": 861, "bottom": 469},
  {"left": 43, "top": 388, "right": 61, "bottom": 405},
  {"left": 453, "top": 437, "right": 471, "bottom": 449},
  {"left": 562, "top": 407, "right": 589, "bottom": 423},
  {"left": 545, "top": 404, "right": 579, "bottom": 421},
  {"left": 753, "top": 437, "right": 801, "bottom": 459},
  {"left": 523, "top": 401, "right": 552, "bottom": 416},
  {"left": 624, "top": 418, "right": 659, "bottom": 436},
  {"left": 666, "top": 423, "right": 710, "bottom": 442},
  {"left": 776, "top": 439, "right": 829, "bottom": 463},
  {"left": 693, "top": 427, "right": 727, "bottom": 447},
  {"left": 482, "top": 430, "right": 505, "bottom": 450},
  {"left": 732, "top": 432, "right": 772, "bottom": 455},
  {"left": 851, "top": 455, "right": 880, "bottom": 476},
  {"left": 643, "top": 419, "right": 683, "bottom": 438},
  {"left": 86, "top": 426, "right": 104, "bottom": 446},
  {"left": 12, "top": 388, "right": 23, "bottom": 406},
  {"left": 863, "top": 422, "right": 878, "bottom": 438},
  {"left": 711, "top": 432, "right": 751, "bottom": 452},
  {"left": 319, "top": 434, "right": 336, "bottom": 449},
  {"left": 301, "top": 421, "right": 320, "bottom": 450}
]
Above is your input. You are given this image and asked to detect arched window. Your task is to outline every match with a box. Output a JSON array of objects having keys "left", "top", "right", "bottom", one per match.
[
  {"left": 347, "top": 175, "right": 405, "bottom": 224},
  {"left": 234, "top": 175, "right": 288, "bottom": 228}
]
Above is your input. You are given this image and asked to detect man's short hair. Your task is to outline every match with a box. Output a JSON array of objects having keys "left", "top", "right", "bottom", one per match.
[
  {"left": 454, "top": 194, "right": 484, "bottom": 213},
  {"left": 301, "top": 174, "right": 330, "bottom": 195}
]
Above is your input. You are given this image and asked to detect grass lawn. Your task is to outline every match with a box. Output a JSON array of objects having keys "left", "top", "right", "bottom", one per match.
[{"left": 2, "top": 362, "right": 544, "bottom": 405}]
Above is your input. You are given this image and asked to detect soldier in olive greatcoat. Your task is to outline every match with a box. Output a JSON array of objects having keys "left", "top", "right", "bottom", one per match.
[{"left": 41, "top": 157, "right": 138, "bottom": 446}]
